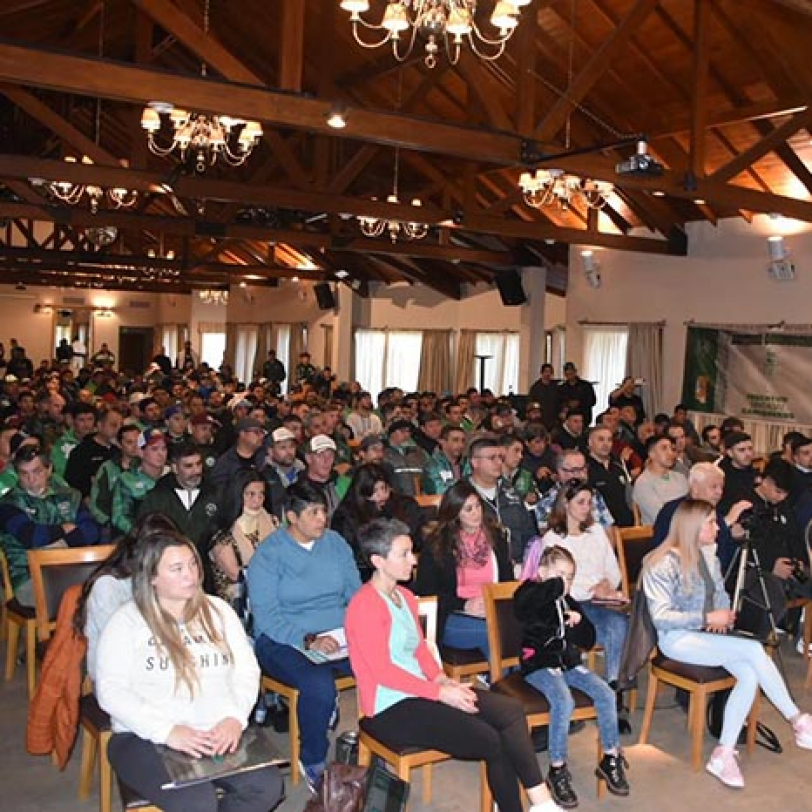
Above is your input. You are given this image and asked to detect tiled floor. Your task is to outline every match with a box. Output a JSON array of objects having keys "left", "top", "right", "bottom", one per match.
[{"left": 2, "top": 639, "right": 812, "bottom": 812}]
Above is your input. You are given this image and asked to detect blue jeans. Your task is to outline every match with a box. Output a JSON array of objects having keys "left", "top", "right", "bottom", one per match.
[
  {"left": 254, "top": 635, "right": 351, "bottom": 767},
  {"left": 442, "top": 612, "right": 490, "bottom": 661},
  {"left": 525, "top": 665, "right": 619, "bottom": 764},
  {"left": 580, "top": 601, "right": 628, "bottom": 683},
  {"left": 660, "top": 629, "right": 799, "bottom": 748}
]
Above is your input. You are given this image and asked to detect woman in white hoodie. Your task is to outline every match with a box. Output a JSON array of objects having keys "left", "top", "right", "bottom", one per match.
[{"left": 96, "top": 530, "right": 282, "bottom": 812}]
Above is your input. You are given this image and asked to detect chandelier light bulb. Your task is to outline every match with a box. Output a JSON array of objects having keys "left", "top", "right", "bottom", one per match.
[{"left": 490, "top": 2, "right": 520, "bottom": 31}]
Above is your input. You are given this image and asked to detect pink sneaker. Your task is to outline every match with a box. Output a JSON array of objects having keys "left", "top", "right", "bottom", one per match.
[
  {"left": 793, "top": 713, "right": 812, "bottom": 749},
  {"left": 706, "top": 746, "right": 744, "bottom": 789}
]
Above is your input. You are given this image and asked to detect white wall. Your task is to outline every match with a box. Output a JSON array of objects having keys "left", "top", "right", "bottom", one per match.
[{"left": 565, "top": 214, "right": 812, "bottom": 411}]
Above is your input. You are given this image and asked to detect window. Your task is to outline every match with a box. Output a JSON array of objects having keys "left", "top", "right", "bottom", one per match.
[
  {"left": 354, "top": 330, "right": 422, "bottom": 393},
  {"left": 200, "top": 330, "right": 226, "bottom": 369},
  {"left": 582, "top": 326, "right": 629, "bottom": 415},
  {"left": 474, "top": 332, "right": 520, "bottom": 395},
  {"left": 161, "top": 325, "right": 179, "bottom": 365}
]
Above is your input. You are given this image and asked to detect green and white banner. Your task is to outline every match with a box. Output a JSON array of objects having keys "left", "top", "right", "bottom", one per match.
[{"left": 682, "top": 327, "right": 812, "bottom": 423}]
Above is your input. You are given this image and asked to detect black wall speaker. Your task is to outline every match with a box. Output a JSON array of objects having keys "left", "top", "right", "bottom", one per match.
[
  {"left": 313, "top": 283, "right": 336, "bottom": 310},
  {"left": 496, "top": 270, "right": 527, "bottom": 306}
]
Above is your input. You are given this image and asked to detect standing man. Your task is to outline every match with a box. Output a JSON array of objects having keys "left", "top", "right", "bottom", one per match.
[
  {"left": 557, "top": 362, "right": 597, "bottom": 427},
  {"left": 527, "top": 363, "right": 560, "bottom": 431},
  {"left": 261, "top": 349, "right": 287, "bottom": 394}
]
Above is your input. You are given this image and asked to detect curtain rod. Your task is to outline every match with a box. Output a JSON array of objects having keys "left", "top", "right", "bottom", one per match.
[{"left": 577, "top": 319, "right": 665, "bottom": 327}]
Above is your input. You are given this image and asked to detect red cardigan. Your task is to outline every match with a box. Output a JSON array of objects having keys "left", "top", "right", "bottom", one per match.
[{"left": 346, "top": 582, "right": 442, "bottom": 718}]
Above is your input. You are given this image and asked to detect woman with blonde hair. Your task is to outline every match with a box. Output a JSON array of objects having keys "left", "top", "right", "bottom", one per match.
[
  {"left": 642, "top": 498, "right": 812, "bottom": 789},
  {"left": 96, "top": 530, "right": 282, "bottom": 812}
]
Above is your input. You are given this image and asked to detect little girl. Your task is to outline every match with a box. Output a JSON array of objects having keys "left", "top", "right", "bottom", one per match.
[{"left": 515, "top": 545, "right": 630, "bottom": 809}]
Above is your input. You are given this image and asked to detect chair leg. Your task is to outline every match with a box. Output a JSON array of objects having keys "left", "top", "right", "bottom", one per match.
[
  {"left": 288, "top": 692, "right": 300, "bottom": 786},
  {"left": 479, "top": 761, "right": 491, "bottom": 812},
  {"left": 421, "top": 764, "right": 432, "bottom": 804},
  {"left": 638, "top": 670, "right": 659, "bottom": 745},
  {"left": 4, "top": 621, "right": 19, "bottom": 681},
  {"left": 357, "top": 740, "right": 371, "bottom": 767},
  {"left": 25, "top": 622, "right": 36, "bottom": 697},
  {"left": 78, "top": 727, "right": 96, "bottom": 799},
  {"left": 690, "top": 690, "right": 707, "bottom": 771},
  {"left": 99, "top": 732, "right": 112, "bottom": 812}
]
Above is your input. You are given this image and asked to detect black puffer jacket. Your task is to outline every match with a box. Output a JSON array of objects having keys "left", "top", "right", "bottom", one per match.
[{"left": 514, "top": 577, "right": 596, "bottom": 673}]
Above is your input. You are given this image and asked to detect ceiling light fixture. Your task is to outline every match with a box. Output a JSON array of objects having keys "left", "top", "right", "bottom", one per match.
[
  {"left": 140, "top": 0, "right": 262, "bottom": 172},
  {"left": 326, "top": 101, "right": 348, "bottom": 129},
  {"left": 198, "top": 288, "right": 229, "bottom": 305},
  {"left": 519, "top": 168, "right": 613, "bottom": 210},
  {"left": 340, "top": 0, "right": 531, "bottom": 68}
]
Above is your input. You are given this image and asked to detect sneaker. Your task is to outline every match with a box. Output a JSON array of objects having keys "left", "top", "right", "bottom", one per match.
[
  {"left": 298, "top": 760, "right": 326, "bottom": 795},
  {"left": 546, "top": 764, "right": 578, "bottom": 809},
  {"left": 796, "top": 636, "right": 812, "bottom": 656},
  {"left": 595, "top": 753, "right": 630, "bottom": 796},
  {"left": 529, "top": 799, "right": 564, "bottom": 812},
  {"left": 706, "top": 747, "right": 744, "bottom": 789},
  {"left": 793, "top": 713, "right": 812, "bottom": 749}
]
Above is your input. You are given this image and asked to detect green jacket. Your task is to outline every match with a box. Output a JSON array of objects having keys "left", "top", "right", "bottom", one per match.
[
  {"left": 422, "top": 449, "right": 468, "bottom": 495},
  {"left": 90, "top": 457, "right": 136, "bottom": 528},
  {"left": 111, "top": 465, "right": 161, "bottom": 536},
  {"left": 51, "top": 428, "right": 78, "bottom": 478}
]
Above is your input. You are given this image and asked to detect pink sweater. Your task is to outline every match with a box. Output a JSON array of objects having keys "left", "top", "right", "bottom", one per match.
[{"left": 346, "top": 583, "right": 442, "bottom": 718}]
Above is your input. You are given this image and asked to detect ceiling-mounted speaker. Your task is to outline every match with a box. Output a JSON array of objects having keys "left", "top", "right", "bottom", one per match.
[
  {"left": 495, "top": 270, "right": 527, "bottom": 306},
  {"left": 314, "top": 282, "right": 336, "bottom": 310}
]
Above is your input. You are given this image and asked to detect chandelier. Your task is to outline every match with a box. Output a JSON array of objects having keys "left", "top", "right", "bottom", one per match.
[
  {"left": 34, "top": 156, "right": 138, "bottom": 214},
  {"left": 139, "top": 0, "right": 262, "bottom": 173},
  {"left": 144, "top": 241, "right": 180, "bottom": 280},
  {"left": 357, "top": 148, "right": 429, "bottom": 242},
  {"left": 518, "top": 168, "right": 613, "bottom": 210},
  {"left": 198, "top": 289, "right": 229, "bottom": 305},
  {"left": 140, "top": 103, "right": 263, "bottom": 173},
  {"left": 340, "top": 0, "right": 531, "bottom": 68}
]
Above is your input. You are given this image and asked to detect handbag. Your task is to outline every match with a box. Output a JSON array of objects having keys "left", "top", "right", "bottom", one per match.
[{"left": 304, "top": 763, "right": 368, "bottom": 812}]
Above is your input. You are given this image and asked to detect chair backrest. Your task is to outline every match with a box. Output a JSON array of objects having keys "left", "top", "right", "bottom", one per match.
[
  {"left": 28, "top": 545, "right": 115, "bottom": 641},
  {"left": 631, "top": 501, "right": 642, "bottom": 526},
  {"left": 482, "top": 581, "right": 521, "bottom": 682},
  {"left": 0, "top": 547, "right": 14, "bottom": 604},
  {"left": 415, "top": 494, "right": 442, "bottom": 510},
  {"left": 616, "top": 525, "right": 655, "bottom": 597},
  {"left": 417, "top": 595, "right": 440, "bottom": 667}
]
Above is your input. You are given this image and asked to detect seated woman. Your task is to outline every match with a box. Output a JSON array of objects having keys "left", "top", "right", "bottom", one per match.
[
  {"left": 331, "top": 462, "right": 424, "bottom": 581},
  {"left": 346, "top": 517, "right": 561, "bottom": 812},
  {"left": 414, "top": 480, "right": 513, "bottom": 661},
  {"left": 642, "top": 498, "right": 812, "bottom": 789},
  {"left": 209, "top": 470, "right": 278, "bottom": 618},
  {"left": 96, "top": 530, "right": 283, "bottom": 812},
  {"left": 516, "top": 545, "right": 630, "bottom": 808},
  {"left": 524, "top": 481, "right": 630, "bottom": 733},
  {"left": 246, "top": 481, "right": 360, "bottom": 792},
  {"left": 76, "top": 512, "right": 179, "bottom": 683}
]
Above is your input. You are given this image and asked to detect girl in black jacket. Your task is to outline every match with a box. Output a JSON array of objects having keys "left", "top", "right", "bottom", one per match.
[{"left": 515, "top": 545, "right": 630, "bottom": 809}]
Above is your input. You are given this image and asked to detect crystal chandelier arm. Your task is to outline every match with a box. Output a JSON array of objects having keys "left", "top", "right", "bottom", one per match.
[
  {"left": 468, "top": 18, "right": 515, "bottom": 48},
  {"left": 348, "top": 19, "right": 396, "bottom": 49},
  {"left": 465, "top": 32, "right": 507, "bottom": 61},
  {"left": 145, "top": 131, "right": 181, "bottom": 158}
]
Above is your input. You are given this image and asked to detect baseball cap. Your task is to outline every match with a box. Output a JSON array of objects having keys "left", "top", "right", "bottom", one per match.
[
  {"left": 527, "top": 402, "right": 542, "bottom": 412},
  {"left": 165, "top": 404, "right": 185, "bottom": 419},
  {"left": 724, "top": 430, "right": 751, "bottom": 450},
  {"left": 230, "top": 397, "right": 252, "bottom": 412},
  {"left": 272, "top": 427, "right": 296, "bottom": 444},
  {"left": 138, "top": 428, "right": 167, "bottom": 449},
  {"left": 190, "top": 413, "right": 215, "bottom": 427},
  {"left": 305, "top": 434, "right": 337, "bottom": 454},
  {"left": 128, "top": 391, "right": 147, "bottom": 405},
  {"left": 235, "top": 417, "right": 266, "bottom": 433},
  {"left": 387, "top": 419, "right": 413, "bottom": 436}
]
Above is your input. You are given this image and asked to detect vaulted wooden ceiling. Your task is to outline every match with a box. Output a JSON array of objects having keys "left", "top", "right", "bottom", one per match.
[{"left": 0, "top": 0, "right": 810, "bottom": 298}]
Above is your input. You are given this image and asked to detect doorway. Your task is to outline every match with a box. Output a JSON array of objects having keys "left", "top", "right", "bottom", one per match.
[{"left": 118, "top": 327, "right": 154, "bottom": 375}]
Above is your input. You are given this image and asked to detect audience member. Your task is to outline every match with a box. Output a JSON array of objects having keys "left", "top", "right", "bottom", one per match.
[{"left": 632, "top": 436, "right": 689, "bottom": 525}]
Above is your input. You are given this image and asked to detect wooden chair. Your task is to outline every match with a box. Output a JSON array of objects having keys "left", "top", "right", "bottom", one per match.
[
  {"left": 1, "top": 547, "right": 36, "bottom": 695},
  {"left": 415, "top": 494, "right": 442, "bottom": 510},
  {"left": 440, "top": 644, "right": 490, "bottom": 683},
  {"left": 616, "top": 525, "right": 656, "bottom": 599},
  {"left": 78, "top": 688, "right": 114, "bottom": 812},
  {"left": 260, "top": 670, "right": 356, "bottom": 787},
  {"left": 638, "top": 649, "right": 759, "bottom": 770},
  {"left": 358, "top": 596, "right": 492, "bottom": 812},
  {"left": 482, "top": 582, "right": 606, "bottom": 798},
  {"left": 631, "top": 502, "right": 642, "bottom": 527}
]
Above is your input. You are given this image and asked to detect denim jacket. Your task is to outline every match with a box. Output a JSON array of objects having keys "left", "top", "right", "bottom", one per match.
[{"left": 642, "top": 548, "right": 730, "bottom": 634}]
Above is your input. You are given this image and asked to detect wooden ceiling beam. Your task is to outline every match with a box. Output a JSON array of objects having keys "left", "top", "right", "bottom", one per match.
[
  {"left": 534, "top": 0, "right": 661, "bottom": 142},
  {"left": 710, "top": 108, "right": 812, "bottom": 182},
  {"left": 128, "top": 0, "right": 264, "bottom": 85},
  {"left": 764, "top": 0, "right": 812, "bottom": 17},
  {"left": 278, "top": 0, "right": 305, "bottom": 92},
  {"left": 690, "top": 0, "right": 710, "bottom": 178},
  {"left": 0, "top": 42, "right": 524, "bottom": 165}
]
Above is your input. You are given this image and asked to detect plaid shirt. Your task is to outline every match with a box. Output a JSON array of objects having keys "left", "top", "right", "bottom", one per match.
[{"left": 534, "top": 483, "right": 615, "bottom": 533}]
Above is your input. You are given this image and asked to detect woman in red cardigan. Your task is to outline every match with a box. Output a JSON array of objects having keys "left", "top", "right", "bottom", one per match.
[{"left": 345, "top": 518, "right": 560, "bottom": 812}]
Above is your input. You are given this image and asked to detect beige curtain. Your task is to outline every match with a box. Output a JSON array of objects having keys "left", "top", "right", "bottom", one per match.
[
  {"left": 254, "top": 322, "right": 272, "bottom": 378},
  {"left": 626, "top": 323, "right": 663, "bottom": 418},
  {"left": 454, "top": 329, "right": 477, "bottom": 395},
  {"left": 224, "top": 324, "right": 240, "bottom": 373},
  {"left": 289, "top": 324, "right": 305, "bottom": 376},
  {"left": 418, "top": 329, "right": 452, "bottom": 394}
]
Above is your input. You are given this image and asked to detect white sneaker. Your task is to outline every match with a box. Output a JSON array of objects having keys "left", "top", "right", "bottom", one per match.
[
  {"left": 793, "top": 713, "right": 812, "bottom": 749},
  {"left": 796, "top": 636, "right": 811, "bottom": 656},
  {"left": 706, "top": 746, "right": 744, "bottom": 789},
  {"left": 528, "top": 801, "right": 564, "bottom": 812}
]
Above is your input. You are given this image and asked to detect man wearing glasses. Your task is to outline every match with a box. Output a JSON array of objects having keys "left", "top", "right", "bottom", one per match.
[{"left": 534, "top": 449, "right": 616, "bottom": 533}]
